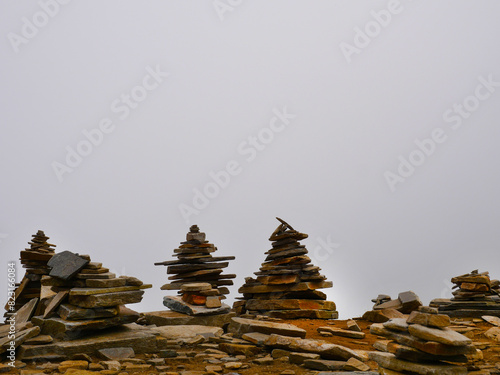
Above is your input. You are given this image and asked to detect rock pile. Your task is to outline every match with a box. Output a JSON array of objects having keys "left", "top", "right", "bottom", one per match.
[
  {"left": 31, "top": 250, "right": 151, "bottom": 339},
  {"left": 363, "top": 291, "right": 422, "bottom": 323},
  {"left": 4, "top": 230, "right": 56, "bottom": 319},
  {"left": 370, "top": 306, "right": 477, "bottom": 374},
  {"left": 430, "top": 270, "right": 500, "bottom": 318},
  {"left": 234, "top": 218, "right": 338, "bottom": 319},
  {"left": 155, "top": 225, "right": 234, "bottom": 316},
  {"left": 155, "top": 225, "right": 235, "bottom": 296}
]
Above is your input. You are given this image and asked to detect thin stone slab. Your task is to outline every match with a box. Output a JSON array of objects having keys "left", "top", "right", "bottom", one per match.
[
  {"left": 86, "top": 278, "right": 127, "bottom": 288},
  {"left": 43, "top": 291, "right": 69, "bottom": 318},
  {"left": 152, "top": 325, "right": 223, "bottom": 339},
  {"left": 483, "top": 315, "right": 500, "bottom": 326},
  {"left": 98, "top": 347, "right": 135, "bottom": 360},
  {"left": 69, "top": 290, "right": 144, "bottom": 308},
  {"left": 245, "top": 299, "right": 335, "bottom": 311},
  {"left": 264, "top": 334, "right": 363, "bottom": 361},
  {"left": 263, "top": 309, "right": 338, "bottom": 320},
  {"left": 163, "top": 296, "right": 230, "bottom": 316},
  {"left": 58, "top": 304, "right": 119, "bottom": 320},
  {"left": 228, "top": 317, "right": 306, "bottom": 338},
  {"left": 19, "top": 324, "right": 160, "bottom": 359},
  {"left": 47, "top": 251, "right": 89, "bottom": 280},
  {"left": 32, "top": 307, "right": 139, "bottom": 339},
  {"left": 69, "top": 284, "right": 151, "bottom": 296},
  {"left": 76, "top": 272, "right": 117, "bottom": 280},
  {"left": 143, "top": 310, "right": 235, "bottom": 327},
  {"left": 317, "top": 326, "right": 365, "bottom": 339},
  {"left": 407, "top": 324, "right": 472, "bottom": 346},
  {"left": 16, "top": 298, "right": 39, "bottom": 324},
  {"left": 238, "top": 281, "right": 332, "bottom": 294},
  {"left": 181, "top": 283, "right": 212, "bottom": 292},
  {"left": 369, "top": 352, "right": 467, "bottom": 375},
  {"left": 407, "top": 311, "right": 451, "bottom": 327}
]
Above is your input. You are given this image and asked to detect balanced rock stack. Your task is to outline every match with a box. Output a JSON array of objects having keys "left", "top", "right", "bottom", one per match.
[
  {"left": 430, "top": 270, "right": 500, "bottom": 318},
  {"left": 31, "top": 250, "right": 151, "bottom": 339},
  {"left": 370, "top": 306, "right": 477, "bottom": 374},
  {"left": 234, "top": 218, "right": 338, "bottom": 319},
  {"left": 155, "top": 225, "right": 234, "bottom": 316},
  {"left": 4, "top": 230, "right": 56, "bottom": 320}
]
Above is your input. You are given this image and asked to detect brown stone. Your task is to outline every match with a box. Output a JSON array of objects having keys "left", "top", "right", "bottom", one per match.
[
  {"left": 245, "top": 299, "right": 335, "bottom": 311},
  {"left": 68, "top": 290, "right": 144, "bottom": 308}
]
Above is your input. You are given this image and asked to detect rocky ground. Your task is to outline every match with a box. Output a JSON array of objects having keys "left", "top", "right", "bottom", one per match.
[{"left": 2, "top": 315, "right": 500, "bottom": 375}]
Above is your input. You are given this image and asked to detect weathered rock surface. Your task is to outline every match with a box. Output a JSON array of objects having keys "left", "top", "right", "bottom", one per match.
[{"left": 227, "top": 317, "right": 306, "bottom": 338}]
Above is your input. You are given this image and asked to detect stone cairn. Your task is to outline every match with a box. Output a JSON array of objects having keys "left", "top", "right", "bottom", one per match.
[
  {"left": 369, "top": 306, "right": 477, "bottom": 374},
  {"left": 430, "top": 270, "right": 500, "bottom": 318},
  {"left": 155, "top": 225, "right": 235, "bottom": 316},
  {"left": 5, "top": 231, "right": 151, "bottom": 340},
  {"left": 234, "top": 218, "right": 338, "bottom": 319},
  {"left": 4, "top": 230, "right": 56, "bottom": 320}
]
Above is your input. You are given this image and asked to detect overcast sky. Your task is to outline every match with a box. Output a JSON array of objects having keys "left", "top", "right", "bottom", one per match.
[{"left": 1, "top": 1, "right": 500, "bottom": 319}]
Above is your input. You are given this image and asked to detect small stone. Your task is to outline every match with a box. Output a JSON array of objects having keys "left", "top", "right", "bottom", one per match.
[
  {"left": 206, "top": 296, "right": 222, "bottom": 308},
  {"left": 58, "top": 360, "right": 89, "bottom": 373},
  {"left": 181, "top": 283, "right": 212, "bottom": 292},
  {"left": 98, "top": 347, "right": 135, "bottom": 360},
  {"left": 346, "top": 320, "right": 361, "bottom": 332}
]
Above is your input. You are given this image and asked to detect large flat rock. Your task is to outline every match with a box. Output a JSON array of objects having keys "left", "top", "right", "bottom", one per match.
[
  {"left": 47, "top": 251, "right": 89, "bottom": 280},
  {"left": 369, "top": 352, "right": 467, "bottom": 375},
  {"left": 69, "top": 290, "right": 144, "bottom": 308},
  {"left": 163, "top": 296, "right": 230, "bottom": 316},
  {"left": 407, "top": 324, "right": 472, "bottom": 347},
  {"left": 228, "top": 317, "right": 306, "bottom": 338},
  {"left": 152, "top": 325, "right": 223, "bottom": 339},
  {"left": 264, "top": 334, "right": 364, "bottom": 362},
  {"left": 19, "top": 324, "right": 160, "bottom": 360},
  {"left": 144, "top": 310, "right": 235, "bottom": 327}
]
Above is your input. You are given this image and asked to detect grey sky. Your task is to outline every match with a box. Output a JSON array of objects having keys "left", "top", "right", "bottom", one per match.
[{"left": 1, "top": 1, "right": 499, "bottom": 319}]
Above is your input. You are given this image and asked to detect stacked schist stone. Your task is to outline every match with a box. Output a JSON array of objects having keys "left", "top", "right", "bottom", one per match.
[
  {"left": 370, "top": 306, "right": 477, "bottom": 374},
  {"left": 234, "top": 218, "right": 338, "bottom": 319},
  {"left": 30, "top": 250, "right": 151, "bottom": 339},
  {"left": 4, "top": 230, "right": 56, "bottom": 319},
  {"left": 155, "top": 225, "right": 234, "bottom": 316},
  {"left": 430, "top": 270, "right": 500, "bottom": 318}
]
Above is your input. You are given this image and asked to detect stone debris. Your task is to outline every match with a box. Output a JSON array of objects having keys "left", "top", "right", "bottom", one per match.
[
  {"left": 370, "top": 305, "right": 476, "bottom": 374},
  {"left": 155, "top": 225, "right": 236, "bottom": 294},
  {"left": 234, "top": 217, "right": 338, "bottom": 319},
  {"left": 362, "top": 290, "right": 422, "bottom": 322},
  {"left": 430, "top": 270, "right": 500, "bottom": 318}
]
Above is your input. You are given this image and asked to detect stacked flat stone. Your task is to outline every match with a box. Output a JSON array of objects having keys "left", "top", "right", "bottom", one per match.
[
  {"left": 180, "top": 283, "right": 222, "bottom": 308},
  {"left": 4, "top": 230, "right": 56, "bottom": 320},
  {"left": 430, "top": 270, "right": 500, "bottom": 318},
  {"left": 369, "top": 306, "right": 476, "bottom": 374},
  {"left": 31, "top": 250, "right": 151, "bottom": 339},
  {"left": 362, "top": 291, "right": 423, "bottom": 323},
  {"left": 234, "top": 218, "right": 338, "bottom": 319},
  {"left": 155, "top": 225, "right": 236, "bottom": 297}
]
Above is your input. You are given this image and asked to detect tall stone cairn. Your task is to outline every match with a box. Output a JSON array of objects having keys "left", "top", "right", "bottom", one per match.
[
  {"left": 155, "top": 225, "right": 236, "bottom": 298},
  {"left": 234, "top": 218, "right": 338, "bottom": 319}
]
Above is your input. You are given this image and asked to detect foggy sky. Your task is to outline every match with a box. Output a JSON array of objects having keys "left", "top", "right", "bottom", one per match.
[{"left": 1, "top": 1, "right": 500, "bottom": 319}]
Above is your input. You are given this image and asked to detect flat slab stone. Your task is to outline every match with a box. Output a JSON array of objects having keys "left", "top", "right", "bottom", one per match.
[
  {"left": 16, "top": 298, "right": 39, "bottom": 324},
  {"left": 263, "top": 309, "right": 338, "bottom": 320},
  {"left": 143, "top": 310, "right": 235, "bottom": 327},
  {"left": 76, "top": 272, "right": 117, "bottom": 279},
  {"left": 228, "top": 317, "right": 306, "bottom": 338},
  {"left": 238, "top": 281, "right": 332, "bottom": 294},
  {"left": 317, "top": 326, "right": 365, "bottom": 339},
  {"left": 43, "top": 291, "right": 69, "bottom": 318},
  {"left": 98, "top": 347, "right": 135, "bottom": 360},
  {"left": 32, "top": 307, "right": 139, "bottom": 339},
  {"left": 264, "top": 334, "right": 363, "bottom": 362},
  {"left": 69, "top": 284, "right": 151, "bottom": 296},
  {"left": 58, "top": 304, "right": 119, "bottom": 320},
  {"left": 48, "top": 251, "right": 89, "bottom": 280},
  {"left": 369, "top": 352, "right": 467, "bottom": 375},
  {"left": 407, "top": 324, "right": 472, "bottom": 346},
  {"left": 163, "top": 296, "right": 230, "bottom": 316},
  {"left": 152, "top": 325, "right": 223, "bottom": 339},
  {"left": 69, "top": 290, "right": 144, "bottom": 308},
  {"left": 482, "top": 315, "right": 500, "bottom": 326},
  {"left": 86, "top": 278, "right": 127, "bottom": 288},
  {"left": 19, "top": 324, "right": 160, "bottom": 359}
]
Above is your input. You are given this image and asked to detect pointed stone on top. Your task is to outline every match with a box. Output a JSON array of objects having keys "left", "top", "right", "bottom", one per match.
[{"left": 269, "top": 217, "right": 308, "bottom": 241}]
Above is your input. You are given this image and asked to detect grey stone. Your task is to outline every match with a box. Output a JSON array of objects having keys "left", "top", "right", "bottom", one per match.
[
  {"left": 163, "top": 296, "right": 230, "bottom": 316},
  {"left": 47, "top": 251, "right": 89, "bottom": 280}
]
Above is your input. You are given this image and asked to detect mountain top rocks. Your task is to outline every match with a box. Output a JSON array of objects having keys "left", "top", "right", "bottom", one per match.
[
  {"left": 430, "top": 270, "right": 500, "bottom": 318},
  {"left": 370, "top": 305, "right": 476, "bottom": 374},
  {"left": 235, "top": 218, "right": 338, "bottom": 320}
]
